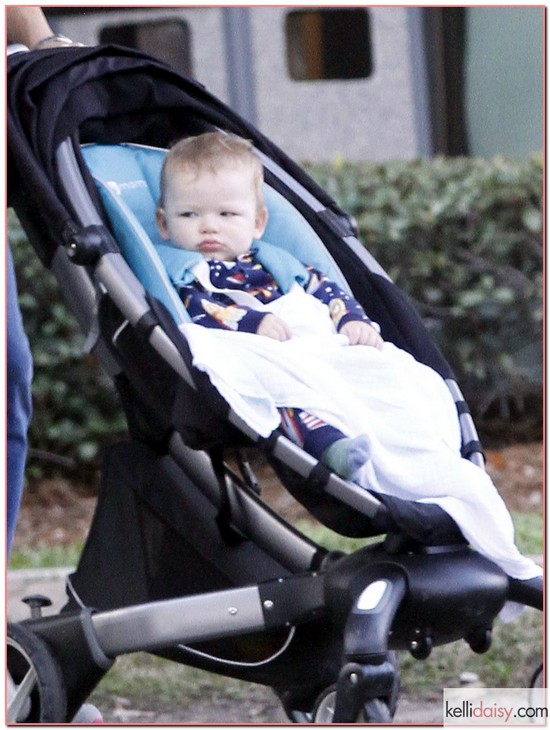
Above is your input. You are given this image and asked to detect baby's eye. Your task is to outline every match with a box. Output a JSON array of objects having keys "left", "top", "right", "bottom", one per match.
[
  {"left": 221, "top": 211, "right": 238, "bottom": 217},
  {"left": 179, "top": 211, "right": 196, "bottom": 218}
]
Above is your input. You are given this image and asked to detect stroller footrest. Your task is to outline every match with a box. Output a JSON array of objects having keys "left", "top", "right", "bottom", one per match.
[
  {"left": 507, "top": 574, "right": 543, "bottom": 610},
  {"left": 325, "top": 545, "right": 509, "bottom": 655},
  {"left": 392, "top": 549, "right": 509, "bottom": 650}
]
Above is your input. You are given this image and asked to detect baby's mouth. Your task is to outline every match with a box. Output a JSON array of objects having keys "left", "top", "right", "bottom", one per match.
[{"left": 199, "top": 240, "right": 223, "bottom": 252}]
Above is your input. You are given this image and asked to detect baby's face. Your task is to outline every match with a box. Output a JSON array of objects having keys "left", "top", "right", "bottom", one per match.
[{"left": 157, "top": 165, "right": 267, "bottom": 261}]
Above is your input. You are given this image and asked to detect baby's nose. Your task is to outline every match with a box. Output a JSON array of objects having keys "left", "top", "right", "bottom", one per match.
[{"left": 201, "top": 213, "right": 219, "bottom": 231}]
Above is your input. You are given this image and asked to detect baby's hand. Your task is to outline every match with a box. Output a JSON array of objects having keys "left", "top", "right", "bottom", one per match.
[
  {"left": 340, "top": 320, "right": 384, "bottom": 349},
  {"left": 257, "top": 314, "right": 292, "bottom": 341}
]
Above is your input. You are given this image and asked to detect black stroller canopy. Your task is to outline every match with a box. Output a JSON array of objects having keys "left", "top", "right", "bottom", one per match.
[
  {"left": 8, "top": 43, "right": 455, "bottom": 379},
  {"left": 8, "top": 44, "right": 340, "bottom": 267}
]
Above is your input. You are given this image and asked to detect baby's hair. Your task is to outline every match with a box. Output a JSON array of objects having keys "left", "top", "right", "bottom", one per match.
[{"left": 159, "top": 131, "right": 265, "bottom": 210}]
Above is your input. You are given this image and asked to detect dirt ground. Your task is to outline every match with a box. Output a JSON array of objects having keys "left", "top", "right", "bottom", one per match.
[
  {"left": 95, "top": 691, "right": 445, "bottom": 725},
  {"left": 12, "top": 441, "right": 544, "bottom": 550}
]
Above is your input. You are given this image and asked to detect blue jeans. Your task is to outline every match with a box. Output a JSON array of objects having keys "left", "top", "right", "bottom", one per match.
[{"left": 7, "top": 246, "right": 33, "bottom": 556}]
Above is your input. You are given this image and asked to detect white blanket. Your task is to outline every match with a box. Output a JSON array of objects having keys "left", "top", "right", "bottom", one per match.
[{"left": 181, "top": 289, "right": 541, "bottom": 580}]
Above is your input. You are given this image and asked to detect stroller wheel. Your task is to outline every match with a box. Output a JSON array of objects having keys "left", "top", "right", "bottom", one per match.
[
  {"left": 530, "top": 663, "right": 543, "bottom": 689},
  {"left": 312, "top": 686, "right": 392, "bottom": 723},
  {"left": 311, "top": 686, "right": 337, "bottom": 722},
  {"left": 7, "top": 622, "right": 67, "bottom": 723},
  {"left": 360, "top": 698, "right": 393, "bottom": 723},
  {"left": 529, "top": 663, "right": 544, "bottom": 712}
]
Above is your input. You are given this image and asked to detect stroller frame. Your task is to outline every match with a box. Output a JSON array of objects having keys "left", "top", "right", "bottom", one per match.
[{"left": 7, "top": 45, "right": 542, "bottom": 723}]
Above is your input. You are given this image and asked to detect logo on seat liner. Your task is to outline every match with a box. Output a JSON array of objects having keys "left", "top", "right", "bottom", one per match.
[{"left": 106, "top": 179, "right": 148, "bottom": 196}]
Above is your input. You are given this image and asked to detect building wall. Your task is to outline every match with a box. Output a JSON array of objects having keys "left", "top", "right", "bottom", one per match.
[
  {"left": 464, "top": 7, "right": 543, "bottom": 157},
  {"left": 49, "top": 6, "right": 426, "bottom": 162},
  {"left": 249, "top": 7, "right": 420, "bottom": 161},
  {"left": 48, "top": 6, "right": 543, "bottom": 162},
  {"left": 54, "top": 7, "right": 228, "bottom": 101}
]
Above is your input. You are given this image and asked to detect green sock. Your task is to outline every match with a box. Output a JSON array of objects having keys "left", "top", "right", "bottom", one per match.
[{"left": 322, "top": 435, "right": 370, "bottom": 479}]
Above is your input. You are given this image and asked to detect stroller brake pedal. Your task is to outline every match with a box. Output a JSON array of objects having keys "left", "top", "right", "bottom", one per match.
[{"left": 22, "top": 594, "right": 52, "bottom": 619}]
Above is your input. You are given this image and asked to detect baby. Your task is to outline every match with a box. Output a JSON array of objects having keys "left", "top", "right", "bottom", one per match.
[
  {"left": 156, "top": 131, "right": 379, "bottom": 479},
  {"left": 156, "top": 131, "right": 541, "bottom": 584}
]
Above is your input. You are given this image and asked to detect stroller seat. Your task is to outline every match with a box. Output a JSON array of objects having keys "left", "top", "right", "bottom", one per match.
[
  {"left": 79, "top": 141, "right": 470, "bottom": 545},
  {"left": 80, "top": 142, "right": 350, "bottom": 326}
]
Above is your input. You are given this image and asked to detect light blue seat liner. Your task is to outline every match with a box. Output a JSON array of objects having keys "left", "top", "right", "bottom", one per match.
[{"left": 81, "top": 143, "right": 348, "bottom": 325}]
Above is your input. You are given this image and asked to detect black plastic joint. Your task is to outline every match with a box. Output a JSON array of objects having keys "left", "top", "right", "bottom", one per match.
[
  {"left": 461, "top": 439, "right": 484, "bottom": 460},
  {"left": 332, "top": 660, "right": 397, "bottom": 722},
  {"left": 318, "top": 208, "right": 357, "bottom": 237},
  {"left": 63, "top": 223, "right": 116, "bottom": 265},
  {"left": 135, "top": 310, "right": 160, "bottom": 339},
  {"left": 25, "top": 608, "right": 114, "bottom": 721},
  {"left": 258, "top": 573, "right": 325, "bottom": 629}
]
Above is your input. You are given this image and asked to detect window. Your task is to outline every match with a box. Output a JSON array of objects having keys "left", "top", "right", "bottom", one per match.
[
  {"left": 285, "top": 8, "right": 372, "bottom": 81},
  {"left": 99, "top": 19, "right": 192, "bottom": 77}
]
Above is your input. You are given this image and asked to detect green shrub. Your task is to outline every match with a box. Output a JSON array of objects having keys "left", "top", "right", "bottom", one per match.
[
  {"left": 8, "top": 155, "right": 542, "bottom": 483},
  {"left": 307, "top": 155, "right": 543, "bottom": 443}
]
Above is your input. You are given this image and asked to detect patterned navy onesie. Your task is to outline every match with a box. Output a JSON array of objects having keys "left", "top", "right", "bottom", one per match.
[{"left": 177, "top": 250, "right": 372, "bottom": 335}]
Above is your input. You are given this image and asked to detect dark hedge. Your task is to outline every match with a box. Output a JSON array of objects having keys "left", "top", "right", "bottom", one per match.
[{"left": 306, "top": 155, "right": 542, "bottom": 443}]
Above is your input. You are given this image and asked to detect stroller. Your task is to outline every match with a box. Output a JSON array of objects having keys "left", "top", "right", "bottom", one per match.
[{"left": 7, "top": 45, "right": 542, "bottom": 723}]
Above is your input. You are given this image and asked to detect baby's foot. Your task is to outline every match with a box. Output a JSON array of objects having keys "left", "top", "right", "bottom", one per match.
[{"left": 322, "top": 435, "right": 370, "bottom": 480}]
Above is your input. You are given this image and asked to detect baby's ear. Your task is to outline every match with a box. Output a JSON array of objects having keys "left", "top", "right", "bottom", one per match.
[
  {"left": 156, "top": 207, "right": 170, "bottom": 239},
  {"left": 255, "top": 206, "right": 268, "bottom": 238}
]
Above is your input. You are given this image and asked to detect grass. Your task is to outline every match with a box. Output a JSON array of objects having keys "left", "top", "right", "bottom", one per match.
[
  {"left": 8, "top": 542, "right": 84, "bottom": 570},
  {"left": 91, "top": 653, "right": 252, "bottom": 707},
  {"left": 512, "top": 511, "right": 544, "bottom": 556}
]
